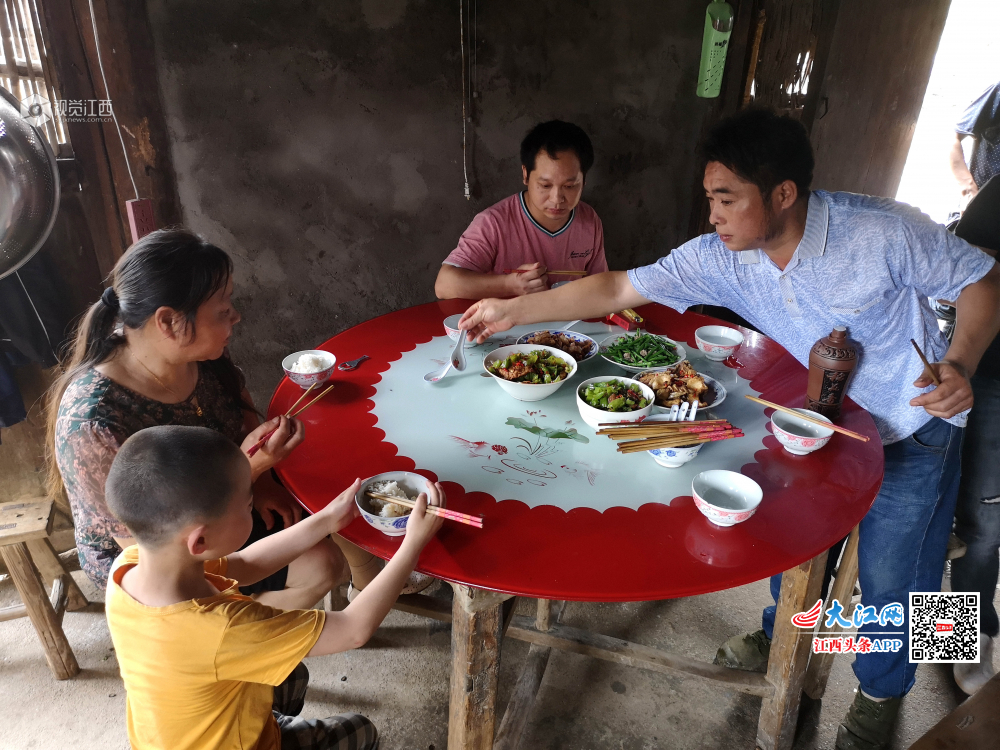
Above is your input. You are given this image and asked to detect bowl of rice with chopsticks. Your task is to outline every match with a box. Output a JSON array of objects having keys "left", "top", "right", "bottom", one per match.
[{"left": 355, "top": 471, "right": 430, "bottom": 536}]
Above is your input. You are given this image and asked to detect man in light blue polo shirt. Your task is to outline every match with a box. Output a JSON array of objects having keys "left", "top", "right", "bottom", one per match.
[{"left": 458, "top": 108, "right": 1000, "bottom": 750}]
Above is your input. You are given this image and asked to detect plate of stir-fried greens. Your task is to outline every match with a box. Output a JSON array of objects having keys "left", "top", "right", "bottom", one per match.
[{"left": 598, "top": 332, "right": 686, "bottom": 373}]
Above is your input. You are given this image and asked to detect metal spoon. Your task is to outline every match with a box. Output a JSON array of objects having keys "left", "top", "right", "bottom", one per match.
[{"left": 338, "top": 355, "right": 370, "bottom": 371}]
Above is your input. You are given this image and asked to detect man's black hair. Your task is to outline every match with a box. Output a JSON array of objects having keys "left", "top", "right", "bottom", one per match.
[
  {"left": 701, "top": 108, "right": 814, "bottom": 199},
  {"left": 520, "top": 120, "right": 595, "bottom": 176},
  {"left": 105, "top": 425, "right": 246, "bottom": 547}
]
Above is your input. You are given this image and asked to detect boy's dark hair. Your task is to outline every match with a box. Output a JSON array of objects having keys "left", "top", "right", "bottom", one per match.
[
  {"left": 701, "top": 108, "right": 814, "bottom": 200},
  {"left": 520, "top": 120, "right": 595, "bottom": 176},
  {"left": 106, "top": 426, "right": 246, "bottom": 547}
]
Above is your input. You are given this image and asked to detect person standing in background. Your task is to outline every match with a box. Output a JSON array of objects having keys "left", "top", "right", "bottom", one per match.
[{"left": 946, "top": 83, "right": 1000, "bottom": 693}]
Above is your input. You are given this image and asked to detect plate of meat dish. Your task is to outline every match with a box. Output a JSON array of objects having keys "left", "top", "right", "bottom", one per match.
[
  {"left": 516, "top": 329, "right": 599, "bottom": 363},
  {"left": 632, "top": 360, "right": 726, "bottom": 413}
]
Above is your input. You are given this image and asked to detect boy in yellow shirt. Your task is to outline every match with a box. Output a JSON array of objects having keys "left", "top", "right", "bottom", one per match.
[{"left": 104, "top": 425, "right": 445, "bottom": 750}]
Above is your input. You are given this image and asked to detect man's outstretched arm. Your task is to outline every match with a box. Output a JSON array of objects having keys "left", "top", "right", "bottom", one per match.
[{"left": 458, "top": 270, "right": 649, "bottom": 342}]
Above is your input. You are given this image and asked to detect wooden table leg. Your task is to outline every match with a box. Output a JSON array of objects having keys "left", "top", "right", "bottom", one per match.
[
  {"left": 25, "top": 538, "right": 89, "bottom": 612},
  {"left": 757, "top": 550, "right": 828, "bottom": 750},
  {"left": 0, "top": 542, "right": 80, "bottom": 680},
  {"left": 448, "top": 584, "right": 513, "bottom": 750},
  {"left": 804, "top": 526, "right": 860, "bottom": 699}
]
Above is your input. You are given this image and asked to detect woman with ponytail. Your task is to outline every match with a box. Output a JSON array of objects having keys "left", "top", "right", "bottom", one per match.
[{"left": 46, "top": 228, "right": 353, "bottom": 608}]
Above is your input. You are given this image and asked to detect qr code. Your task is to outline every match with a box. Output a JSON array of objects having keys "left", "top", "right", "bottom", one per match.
[{"left": 909, "top": 592, "right": 980, "bottom": 663}]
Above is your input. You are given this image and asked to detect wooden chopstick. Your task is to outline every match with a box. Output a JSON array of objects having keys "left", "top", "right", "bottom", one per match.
[
  {"left": 284, "top": 382, "right": 318, "bottom": 415},
  {"left": 617, "top": 429, "right": 745, "bottom": 453},
  {"left": 599, "top": 424, "right": 735, "bottom": 439},
  {"left": 246, "top": 383, "right": 336, "bottom": 457},
  {"left": 597, "top": 419, "right": 728, "bottom": 430},
  {"left": 743, "top": 395, "right": 870, "bottom": 442},
  {"left": 366, "top": 491, "right": 483, "bottom": 528},
  {"left": 503, "top": 269, "right": 587, "bottom": 276},
  {"left": 910, "top": 339, "right": 942, "bottom": 386}
]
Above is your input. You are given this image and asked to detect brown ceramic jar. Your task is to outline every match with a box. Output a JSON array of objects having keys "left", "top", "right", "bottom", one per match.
[{"left": 805, "top": 326, "right": 858, "bottom": 420}]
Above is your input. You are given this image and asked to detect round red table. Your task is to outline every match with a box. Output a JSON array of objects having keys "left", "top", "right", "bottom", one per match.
[{"left": 270, "top": 300, "right": 884, "bottom": 603}]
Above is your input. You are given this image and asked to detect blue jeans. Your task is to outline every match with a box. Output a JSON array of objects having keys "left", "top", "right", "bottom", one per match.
[
  {"left": 761, "top": 417, "right": 963, "bottom": 699},
  {"left": 951, "top": 375, "right": 1000, "bottom": 638}
]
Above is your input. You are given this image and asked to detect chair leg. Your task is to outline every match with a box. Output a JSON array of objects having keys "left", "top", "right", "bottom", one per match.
[
  {"left": 25, "top": 538, "right": 88, "bottom": 611},
  {"left": 804, "top": 525, "right": 860, "bottom": 700},
  {"left": 0, "top": 542, "right": 80, "bottom": 680}
]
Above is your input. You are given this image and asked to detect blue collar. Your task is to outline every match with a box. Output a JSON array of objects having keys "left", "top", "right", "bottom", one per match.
[
  {"left": 519, "top": 191, "right": 576, "bottom": 237},
  {"left": 737, "top": 192, "right": 829, "bottom": 266}
]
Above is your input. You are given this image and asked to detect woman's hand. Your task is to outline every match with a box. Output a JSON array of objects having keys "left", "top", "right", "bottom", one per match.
[
  {"left": 242, "top": 415, "right": 304, "bottom": 481},
  {"left": 315, "top": 478, "right": 363, "bottom": 535}
]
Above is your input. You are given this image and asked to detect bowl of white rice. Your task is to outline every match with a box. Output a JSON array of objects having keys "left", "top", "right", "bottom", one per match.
[
  {"left": 355, "top": 471, "right": 430, "bottom": 536},
  {"left": 282, "top": 350, "right": 337, "bottom": 389}
]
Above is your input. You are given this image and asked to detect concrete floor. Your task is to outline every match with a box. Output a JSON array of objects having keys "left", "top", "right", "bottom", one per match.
[{"left": 1, "top": 566, "right": 992, "bottom": 750}]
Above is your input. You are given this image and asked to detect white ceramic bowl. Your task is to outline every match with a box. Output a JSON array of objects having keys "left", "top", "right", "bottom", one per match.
[
  {"left": 632, "top": 370, "right": 727, "bottom": 414},
  {"left": 355, "top": 471, "right": 430, "bottom": 537},
  {"left": 598, "top": 332, "right": 686, "bottom": 374},
  {"left": 575, "top": 376, "right": 655, "bottom": 429},
  {"left": 483, "top": 344, "right": 578, "bottom": 402},
  {"left": 691, "top": 470, "right": 763, "bottom": 527},
  {"left": 770, "top": 408, "right": 834, "bottom": 456},
  {"left": 281, "top": 350, "right": 337, "bottom": 389},
  {"left": 694, "top": 325, "right": 744, "bottom": 361},
  {"left": 649, "top": 442, "right": 705, "bottom": 468},
  {"left": 443, "top": 314, "right": 477, "bottom": 348},
  {"left": 516, "top": 329, "right": 599, "bottom": 363}
]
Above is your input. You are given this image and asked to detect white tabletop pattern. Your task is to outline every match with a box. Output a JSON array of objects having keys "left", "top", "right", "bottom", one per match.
[{"left": 371, "top": 321, "right": 766, "bottom": 512}]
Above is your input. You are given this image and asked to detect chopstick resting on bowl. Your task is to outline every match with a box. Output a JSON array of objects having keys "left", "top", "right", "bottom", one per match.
[
  {"left": 743, "top": 395, "right": 870, "bottom": 442},
  {"left": 365, "top": 491, "right": 484, "bottom": 528},
  {"left": 246, "top": 383, "right": 336, "bottom": 457},
  {"left": 910, "top": 338, "right": 942, "bottom": 386}
]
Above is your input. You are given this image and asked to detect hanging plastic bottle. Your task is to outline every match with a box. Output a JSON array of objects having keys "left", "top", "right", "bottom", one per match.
[{"left": 696, "top": 0, "right": 735, "bottom": 98}]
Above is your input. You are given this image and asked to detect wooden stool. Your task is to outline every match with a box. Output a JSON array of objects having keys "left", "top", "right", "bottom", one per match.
[
  {"left": 908, "top": 671, "right": 1000, "bottom": 748},
  {"left": 0, "top": 499, "right": 88, "bottom": 679}
]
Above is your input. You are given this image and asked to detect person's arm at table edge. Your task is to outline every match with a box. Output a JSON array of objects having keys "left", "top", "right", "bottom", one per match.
[
  {"left": 459, "top": 270, "right": 650, "bottom": 343},
  {"left": 435, "top": 264, "right": 519, "bottom": 300}
]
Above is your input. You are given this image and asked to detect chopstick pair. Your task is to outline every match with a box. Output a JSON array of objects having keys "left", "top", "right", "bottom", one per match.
[
  {"left": 365, "top": 491, "right": 484, "bottom": 528},
  {"left": 743, "top": 395, "right": 870, "bottom": 442},
  {"left": 246, "top": 382, "right": 336, "bottom": 457},
  {"left": 616, "top": 429, "right": 745, "bottom": 453},
  {"left": 503, "top": 268, "right": 587, "bottom": 276}
]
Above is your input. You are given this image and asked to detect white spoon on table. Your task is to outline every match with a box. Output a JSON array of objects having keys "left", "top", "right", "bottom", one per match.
[{"left": 424, "top": 329, "right": 467, "bottom": 382}]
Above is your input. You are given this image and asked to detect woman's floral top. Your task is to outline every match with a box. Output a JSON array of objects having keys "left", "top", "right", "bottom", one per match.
[{"left": 55, "top": 366, "right": 246, "bottom": 587}]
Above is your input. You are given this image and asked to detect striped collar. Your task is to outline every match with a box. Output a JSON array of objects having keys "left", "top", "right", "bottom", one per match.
[
  {"left": 737, "top": 192, "right": 829, "bottom": 265},
  {"left": 519, "top": 191, "right": 576, "bottom": 237}
]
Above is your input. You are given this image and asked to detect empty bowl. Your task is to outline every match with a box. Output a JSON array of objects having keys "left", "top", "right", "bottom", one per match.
[
  {"left": 692, "top": 470, "right": 763, "bottom": 527},
  {"left": 771, "top": 409, "right": 834, "bottom": 455},
  {"left": 282, "top": 350, "right": 337, "bottom": 389},
  {"left": 649, "top": 442, "right": 705, "bottom": 468},
  {"left": 443, "top": 314, "right": 477, "bottom": 347},
  {"left": 575, "top": 376, "right": 655, "bottom": 429},
  {"left": 516, "top": 329, "right": 599, "bottom": 363},
  {"left": 355, "top": 471, "right": 430, "bottom": 536},
  {"left": 694, "top": 326, "right": 744, "bottom": 361},
  {"left": 483, "top": 344, "right": 578, "bottom": 402}
]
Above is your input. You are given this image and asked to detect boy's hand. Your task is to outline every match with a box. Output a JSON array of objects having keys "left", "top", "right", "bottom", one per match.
[
  {"left": 505, "top": 262, "right": 548, "bottom": 296},
  {"left": 243, "top": 415, "right": 305, "bottom": 479},
  {"left": 401, "top": 482, "right": 446, "bottom": 551},
  {"left": 316, "top": 478, "right": 363, "bottom": 535}
]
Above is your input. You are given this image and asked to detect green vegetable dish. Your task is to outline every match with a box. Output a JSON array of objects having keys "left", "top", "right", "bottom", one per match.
[
  {"left": 602, "top": 333, "right": 679, "bottom": 368},
  {"left": 580, "top": 380, "right": 650, "bottom": 412},
  {"left": 488, "top": 350, "right": 570, "bottom": 384}
]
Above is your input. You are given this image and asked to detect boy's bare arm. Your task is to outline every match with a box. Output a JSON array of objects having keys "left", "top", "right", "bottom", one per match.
[
  {"left": 225, "top": 479, "right": 362, "bottom": 586},
  {"left": 308, "top": 486, "right": 445, "bottom": 655},
  {"left": 435, "top": 263, "right": 548, "bottom": 299}
]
